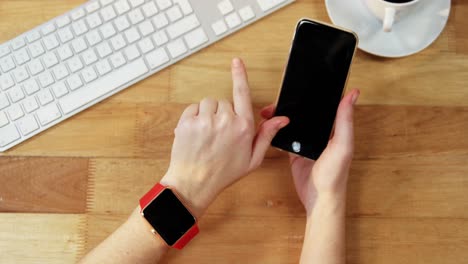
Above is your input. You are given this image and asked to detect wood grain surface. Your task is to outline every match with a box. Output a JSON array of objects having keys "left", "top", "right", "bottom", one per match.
[{"left": 1, "top": 0, "right": 468, "bottom": 263}]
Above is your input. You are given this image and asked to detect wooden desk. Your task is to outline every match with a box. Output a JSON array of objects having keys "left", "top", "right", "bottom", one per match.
[{"left": 1, "top": 0, "right": 467, "bottom": 263}]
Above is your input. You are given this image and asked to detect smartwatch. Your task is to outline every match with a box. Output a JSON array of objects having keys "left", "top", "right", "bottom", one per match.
[{"left": 139, "top": 183, "right": 199, "bottom": 249}]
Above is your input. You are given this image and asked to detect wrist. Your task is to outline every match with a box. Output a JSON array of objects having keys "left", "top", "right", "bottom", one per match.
[{"left": 306, "top": 191, "right": 347, "bottom": 220}]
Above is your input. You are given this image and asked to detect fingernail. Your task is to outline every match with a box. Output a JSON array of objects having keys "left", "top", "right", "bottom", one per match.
[
  {"left": 351, "top": 90, "right": 360, "bottom": 105},
  {"left": 232, "top": 58, "right": 242, "bottom": 68},
  {"left": 277, "top": 120, "right": 288, "bottom": 129}
]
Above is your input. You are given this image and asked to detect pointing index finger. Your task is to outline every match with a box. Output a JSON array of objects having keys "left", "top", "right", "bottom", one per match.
[{"left": 231, "top": 58, "right": 254, "bottom": 120}]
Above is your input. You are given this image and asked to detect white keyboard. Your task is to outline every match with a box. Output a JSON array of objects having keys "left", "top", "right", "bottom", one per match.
[{"left": 0, "top": 0, "right": 294, "bottom": 151}]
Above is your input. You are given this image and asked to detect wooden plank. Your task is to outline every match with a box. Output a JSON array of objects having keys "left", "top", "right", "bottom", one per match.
[
  {"left": 0, "top": 157, "right": 88, "bottom": 213},
  {"left": 453, "top": 0, "right": 468, "bottom": 54},
  {"left": 87, "top": 154, "right": 468, "bottom": 218},
  {"left": 81, "top": 213, "right": 468, "bottom": 264},
  {"left": 0, "top": 213, "right": 85, "bottom": 264}
]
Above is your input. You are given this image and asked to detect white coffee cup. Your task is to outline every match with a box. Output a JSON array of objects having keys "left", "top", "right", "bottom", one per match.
[{"left": 364, "top": 0, "right": 420, "bottom": 32}]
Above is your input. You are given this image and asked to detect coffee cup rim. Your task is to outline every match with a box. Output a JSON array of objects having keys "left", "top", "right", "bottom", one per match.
[{"left": 376, "top": 0, "right": 420, "bottom": 6}]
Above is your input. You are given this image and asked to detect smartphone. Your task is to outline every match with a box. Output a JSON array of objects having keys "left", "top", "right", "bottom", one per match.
[{"left": 271, "top": 19, "right": 358, "bottom": 160}]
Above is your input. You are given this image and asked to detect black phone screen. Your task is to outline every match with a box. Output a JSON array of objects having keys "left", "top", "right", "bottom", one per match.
[{"left": 271, "top": 19, "right": 357, "bottom": 160}]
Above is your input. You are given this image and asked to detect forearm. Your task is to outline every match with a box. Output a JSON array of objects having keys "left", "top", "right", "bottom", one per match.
[
  {"left": 300, "top": 192, "right": 347, "bottom": 264},
  {"left": 79, "top": 207, "right": 169, "bottom": 264}
]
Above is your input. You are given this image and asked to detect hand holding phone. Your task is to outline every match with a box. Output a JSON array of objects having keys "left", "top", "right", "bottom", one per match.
[{"left": 271, "top": 19, "right": 358, "bottom": 160}]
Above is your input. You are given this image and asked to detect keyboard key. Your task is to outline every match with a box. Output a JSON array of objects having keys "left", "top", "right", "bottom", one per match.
[
  {"left": 0, "top": 56, "right": 15, "bottom": 72},
  {"left": 152, "top": 30, "right": 169, "bottom": 46},
  {"left": 87, "top": 13, "right": 103, "bottom": 29},
  {"left": 67, "top": 74, "right": 83, "bottom": 90},
  {"left": 59, "top": 58, "right": 148, "bottom": 114},
  {"left": 22, "top": 79, "right": 40, "bottom": 95},
  {"left": 114, "top": 16, "right": 131, "bottom": 31},
  {"left": 51, "top": 82, "right": 69, "bottom": 98},
  {"left": 57, "top": 45, "right": 74, "bottom": 61},
  {"left": 111, "top": 34, "right": 127, "bottom": 50},
  {"left": 139, "top": 21, "right": 155, "bottom": 37},
  {"left": 114, "top": 0, "right": 131, "bottom": 15},
  {"left": 16, "top": 115, "right": 39, "bottom": 135},
  {"left": 124, "top": 45, "right": 140, "bottom": 61},
  {"left": 100, "top": 23, "right": 117, "bottom": 39},
  {"left": 128, "top": 9, "right": 144, "bottom": 25},
  {"left": 239, "top": 6, "right": 255, "bottom": 21},
  {"left": 14, "top": 48, "right": 31, "bottom": 65},
  {"left": 124, "top": 28, "right": 141, "bottom": 44},
  {"left": 73, "top": 20, "right": 89, "bottom": 36},
  {"left": 156, "top": 0, "right": 172, "bottom": 10},
  {"left": 43, "top": 34, "right": 60, "bottom": 50},
  {"left": 0, "top": 45, "right": 11, "bottom": 58},
  {"left": 37, "top": 72, "right": 55, "bottom": 88},
  {"left": 26, "top": 31, "right": 41, "bottom": 43},
  {"left": 7, "top": 104, "right": 24, "bottom": 120},
  {"left": 36, "top": 103, "right": 61, "bottom": 125},
  {"left": 22, "top": 97, "right": 39, "bottom": 113},
  {"left": 37, "top": 88, "right": 54, "bottom": 105},
  {"left": 71, "top": 37, "right": 88, "bottom": 53},
  {"left": 58, "top": 27, "right": 74, "bottom": 43},
  {"left": 82, "top": 49, "right": 99, "bottom": 65},
  {"left": 0, "top": 74, "right": 15, "bottom": 91},
  {"left": 0, "top": 124, "right": 20, "bottom": 147},
  {"left": 110, "top": 52, "right": 126, "bottom": 68},
  {"left": 96, "top": 60, "right": 112, "bottom": 76},
  {"left": 166, "top": 14, "right": 200, "bottom": 39},
  {"left": 142, "top": 2, "right": 159, "bottom": 17},
  {"left": 152, "top": 14, "right": 169, "bottom": 29},
  {"left": 174, "top": 0, "right": 193, "bottom": 15},
  {"left": 86, "top": 30, "right": 103, "bottom": 46},
  {"left": 12, "top": 66, "right": 29, "bottom": 83},
  {"left": 138, "top": 38, "right": 155, "bottom": 53},
  {"left": 86, "top": 1, "right": 101, "bottom": 13},
  {"left": 257, "top": 0, "right": 287, "bottom": 12},
  {"left": 167, "top": 6, "right": 183, "bottom": 22},
  {"left": 225, "top": 12, "right": 241, "bottom": 28},
  {"left": 29, "top": 41, "right": 45, "bottom": 58},
  {"left": 97, "top": 42, "right": 113, "bottom": 58},
  {"left": 0, "top": 93, "right": 10, "bottom": 110},
  {"left": 0, "top": 112, "right": 8, "bottom": 127},
  {"left": 42, "top": 52, "right": 59, "bottom": 68},
  {"left": 100, "top": 0, "right": 114, "bottom": 6},
  {"left": 184, "top": 28, "right": 208, "bottom": 49},
  {"left": 81, "top": 67, "right": 98, "bottom": 83},
  {"left": 41, "top": 23, "right": 56, "bottom": 35},
  {"left": 28, "top": 59, "right": 45, "bottom": 75},
  {"left": 146, "top": 48, "right": 169, "bottom": 69},
  {"left": 218, "top": 0, "right": 234, "bottom": 15},
  {"left": 129, "top": 0, "right": 144, "bottom": 8},
  {"left": 8, "top": 86, "right": 25, "bottom": 102},
  {"left": 56, "top": 15, "right": 71, "bottom": 28},
  {"left": 52, "top": 64, "right": 69, "bottom": 80},
  {"left": 11, "top": 38, "right": 26, "bottom": 50},
  {"left": 101, "top": 5, "right": 117, "bottom": 22},
  {"left": 167, "top": 39, "right": 187, "bottom": 58},
  {"left": 71, "top": 8, "right": 86, "bottom": 21}
]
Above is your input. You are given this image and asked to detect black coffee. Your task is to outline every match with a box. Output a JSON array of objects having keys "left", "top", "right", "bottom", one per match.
[{"left": 384, "top": 0, "right": 414, "bottom": 3}]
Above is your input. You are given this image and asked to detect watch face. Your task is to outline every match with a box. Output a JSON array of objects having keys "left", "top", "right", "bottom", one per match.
[{"left": 142, "top": 188, "right": 195, "bottom": 246}]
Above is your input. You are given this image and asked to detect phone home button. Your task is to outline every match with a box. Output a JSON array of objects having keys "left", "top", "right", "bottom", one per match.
[{"left": 292, "top": 141, "right": 301, "bottom": 153}]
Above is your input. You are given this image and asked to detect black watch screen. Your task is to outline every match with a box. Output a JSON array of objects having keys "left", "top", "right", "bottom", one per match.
[{"left": 142, "top": 188, "right": 196, "bottom": 246}]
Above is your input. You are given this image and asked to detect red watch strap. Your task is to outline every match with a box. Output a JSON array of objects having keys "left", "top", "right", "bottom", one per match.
[
  {"left": 139, "top": 183, "right": 199, "bottom": 250},
  {"left": 139, "top": 183, "right": 165, "bottom": 210},
  {"left": 173, "top": 224, "right": 199, "bottom": 249}
]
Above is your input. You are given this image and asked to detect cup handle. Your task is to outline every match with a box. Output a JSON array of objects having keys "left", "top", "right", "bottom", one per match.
[{"left": 383, "top": 7, "right": 396, "bottom": 32}]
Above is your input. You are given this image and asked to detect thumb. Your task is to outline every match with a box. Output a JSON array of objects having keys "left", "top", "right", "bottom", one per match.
[
  {"left": 249, "top": 116, "right": 289, "bottom": 171},
  {"left": 330, "top": 89, "right": 359, "bottom": 156}
]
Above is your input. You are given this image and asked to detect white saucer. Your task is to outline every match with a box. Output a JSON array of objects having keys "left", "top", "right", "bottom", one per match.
[{"left": 325, "top": 0, "right": 451, "bottom": 58}]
